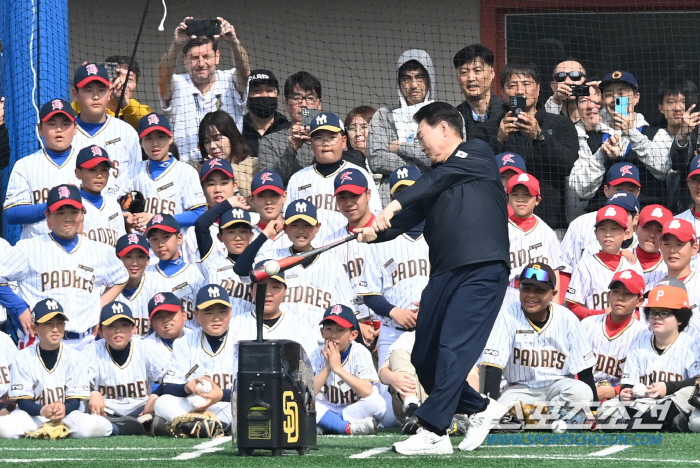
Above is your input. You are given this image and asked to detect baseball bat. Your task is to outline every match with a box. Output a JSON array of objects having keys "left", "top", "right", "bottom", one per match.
[
  {"left": 250, "top": 233, "right": 359, "bottom": 282},
  {"left": 114, "top": 0, "right": 152, "bottom": 118}
]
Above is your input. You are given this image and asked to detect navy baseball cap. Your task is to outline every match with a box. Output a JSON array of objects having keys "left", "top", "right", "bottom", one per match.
[
  {"left": 100, "top": 301, "right": 135, "bottom": 326},
  {"left": 76, "top": 145, "right": 114, "bottom": 169},
  {"left": 74, "top": 63, "right": 111, "bottom": 88},
  {"left": 284, "top": 199, "right": 318, "bottom": 226},
  {"left": 607, "top": 162, "right": 641, "bottom": 187},
  {"left": 496, "top": 152, "right": 526, "bottom": 175},
  {"left": 32, "top": 298, "right": 69, "bottom": 324},
  {"left": 47, "top": 184, "right": 83, "bottom": 212},
  {"left": 320, "top": 304, "right": 359, "bottom": 330},
  {"left": 39, "top": 98, "right": 75, "bottom": 122},
  {"left": 605, "top": 191, "right": 641, "bottom": 214},
  {"left": 251, "top": 170, "right": 285, "bottom": 195},
  {"left": 334, "top": 169, "right": 368, "bottom": 195},
  {"left": 145, "top": 213, "right": 180, "bottom": 234},
  {"left": 255, "top": 260, "right": 286, "bottom": 283},
  {"left": 148, "top": 292, "right": 182, "bottom": 319},
  {"left": 220, "top": 207, "right": 253, "bottom": 229},
  {"left": 116, "top": 233, "right": 150, "bottom": 258},
  {"left": 689, "top": 155, "right": 700, "bottom": 178},
  {"left": 196, "top": 284, "right": 232, "bottom": 309},
  {"left": 389, "top": 166, "right": 420, "bottom": 195},
  {"left": 309, "top": 112, "right": 344, "bottom": 136},
  {"left": 138, "top": 113, "right": 172, "bottom": 138},
  {"left": 248, "top": 69, "right": 279, "bottom": 90},
  {"left": 600, "top": 71, "right": 638, "bottom": 90},
  {"left": 200, "top": 157, "right": 235, "bottom": 181}
]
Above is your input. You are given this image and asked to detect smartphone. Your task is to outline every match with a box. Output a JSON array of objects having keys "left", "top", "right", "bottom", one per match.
[
  {"left": 185, "top": 18, "right": 221, "bottom": 37},
  {"left": 301, "top": 107, "right": 319, "bottom": 130},
  {"left": 97, "top": 62, "right": 119, "bottom": 81},
  {"left": 686, "top": 93, "right": 699, "bottom": 112},
  {"left": 615, "top": 96, "right": 629, "bottom": 117},
  {"left": 509, "top": 96, "right": 527, "bottom": 116}
]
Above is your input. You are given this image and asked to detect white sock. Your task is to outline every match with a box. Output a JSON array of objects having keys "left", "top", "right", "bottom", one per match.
[{"left": 404, "top": 396, "right": 420, "bottom": 409}]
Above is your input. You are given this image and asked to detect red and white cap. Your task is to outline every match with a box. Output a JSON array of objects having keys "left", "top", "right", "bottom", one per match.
[
  {"left": 662, "top": 218, "right": 697, "bottom": 243},
  {"left": 595, "top": 205, "right": 628, "bottom": 229},
  {"left": 506, "top": 173, "right": 540, "bottom": 196},
  {"left": 608, "top": 269, "right": 645, "bottom": 296},
  {"left": 638, "top": 204, "right": 673, "bottom": 228}
]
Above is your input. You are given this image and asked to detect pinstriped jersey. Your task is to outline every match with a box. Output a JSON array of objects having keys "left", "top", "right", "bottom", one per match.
[
  {"left": 9, "top": 343, "right": 90, "bottom": 404},
  {"left": 86, "top": 338, "right": 154, "bottom": 415},
  {"left": 0, "top": 237, "right": 16, "bottom": 324},
  {"left": 72, "top": 115, "right": 141, "bottom": 198},
  {"left": 141, "top": 328, "right": 192, "bottom": 384},
  {"left": 229, "top": 309, "right": 319, "bottom": 358},
  {"left": 631, "top": 246, "right": 667, "bottom": 287},
  {"left": 675, "top": 210, "right": 700, "bottom": 273},
  {"left": 621, "top": 330, "right": 700, "bottom": 386},
  {"left": 126, "top": 159, "right": 206, "bottom": 216},
  {"left": 197, "top": 251, "right": 254, "bottom": 314},
  {"left": 310, "top": 342, "right": 379, "bottom": 411},
  {"left": 646, "top": 272, "right": 700, "bottom": 340},
  {"left": 480, "top": 302, "right": 597, "bottom": 388},
  {"left": 183, "top": 224, "right": 226, "bottom": 267},
  {"left": 581, "top": 314, "right": 646, "bottom": 386},
  {"left": 116, "top": 272, "right": 160, "bottom": 336},
  {"left": 358, "top": 234, "right": 429, "bottom": 329},
  {"left": 566, "top": 256, "right": 644, "bottom": 310},
  {"left": 0, "top": 234, "right": 128, "bottom": 333},
  {"left": 252, "top": 229, "right": 292, "bottom": 261},
  {"left": 285, "top": 161, "right": 382, "bottom": 241},
  {"left": 560, "top": 212, "right": 597, "bottom": 274},
  {"left": 82, "top": 197, "right": 126, "bottom": 247},
  {"left": 0, "top": 331, "right": 18, "bottom": 397},
  {"left": 3, "top": 147, "right": 80, "bottom": 239},
  {"left": 144, "top": 263, "right": 206, "bottom": 329}
]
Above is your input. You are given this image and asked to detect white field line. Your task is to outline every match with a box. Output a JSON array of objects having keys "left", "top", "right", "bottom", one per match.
[
  {"left": 589, "top": 445, "right": 632, "bottom": 457},
  {"left": 172, "top": 436, "right": 232, "bottom": 460},
  {"left": 349, "top": 447, "right": 392, "bottom": 459}
]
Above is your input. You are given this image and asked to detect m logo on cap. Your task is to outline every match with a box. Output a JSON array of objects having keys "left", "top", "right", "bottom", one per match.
[
  {"left": 605, "top": 207, "right": 618, "bottom": 217},
  {"left": 260, "top": 172, "right": 273, "bottom": 184},
  {"left": 295, "top": 202, "right": 307, "bottom": 213},
  {"left": 651, "top": 208, "right": 664, "bottom": 218},
  {"left": 154, "top": 294, "right": 165, "bottom": 304},
  {"left": 111, "top": 303, "right": 124, "bottom": 315},
  {"left": 502, "top": 154, "right": 515, "bottom": 165},
  {"left": 669, "top": 219, "right": 681, "bottom": 230},
  {"left": 127, "top": 234, "right": 139, "bottom": 244},
  {"left": 86, "top": 64, "right": 98, "bottom": 75},
  {"left": 148, "top": 114, "right": 160, "bottom": 125},
  {"left": 315, "top": 114, "right": 328, "bottom": 125},
  {"left": 232, "top": 209, "right": 244, "bottom": 219},
  {"left": 208, "top": 286, "right": 220, "bottom": 298},
  {"left": 340, "top": 171, "right": 353, "bottom": 183},
  {"left": 58, "top": 186, "right": 71, "bottom": 199},
  {"left": 331, "top": 305, "right": 342, "bottom": 315},
  {"left": 620, "top": 165, "right": 633, "bottom": 177},
  {"left": 396, "top": 168, "right": 408, "bottom": 179},
  {"left": 52, "top": 99, "right": 63, "bottom": 110},
  {"left": 620, "top": 271, "right": 632, "bottom": 279},
  {"left": 516, "top": 173, "right": 530, "bottom": 182},
  {"left": 91, "top": 146, "right": 103, "bottom": 156},
  {"left": 152, "top": 214, "right": 163, "bottom": 223},
  {"left": 46, "top": 300, "right": 59, "bottom": 310}
]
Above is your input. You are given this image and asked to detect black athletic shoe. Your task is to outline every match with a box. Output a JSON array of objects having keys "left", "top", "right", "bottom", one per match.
[
  {"left": 669, "top": 412, "right": 690, "bottom": 433},
  {"left": 402, "top": 403, "right": 420, "bottom": 435},
  {"left": 110, "top": 416, "right": 147, "bottom": 436},
  {"left": 150, "top": 415, "right": 170, "bottom": 437}
]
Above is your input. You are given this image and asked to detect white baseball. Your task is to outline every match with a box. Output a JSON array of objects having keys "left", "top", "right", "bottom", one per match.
[
  {"left": 633, "top": 383, "right": 648, "bottom": 399},
  {"left": 265, "top": 260, "right": 281, "bottom": 275},
  {"left": 197, "top": 380, "right": 213, "bottom": 393},
  {"left": 551, "top": 419, "right": 567, "bottom": 434},
  {"left": 188, "top": 394, "right": 207, "bottom": 408}
]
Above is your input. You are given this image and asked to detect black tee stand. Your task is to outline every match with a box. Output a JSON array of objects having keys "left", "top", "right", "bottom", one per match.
[{"left": 255, "top": 282, "right": 267, "bottom": 342}]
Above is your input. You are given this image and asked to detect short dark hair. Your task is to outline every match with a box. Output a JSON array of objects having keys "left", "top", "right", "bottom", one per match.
[
  {"left": 644, "top": 307, "right": 692, "bottom": 332},
  {"left": 182, "top": 37, "right": 218, "bottom": 57},
  {"left": 283, "top": 71, "right": 322, "bottom": 100},
  {"left": 413, "top": 102, "right": 464, "bottom": 139},
  {"left": 105, "top": 55, "right": 140, "bottom": 82},
  {"left": 198, "top": 110, "right": 251, "bottom": 164},
  {"left": 657, "top": 77, "right": 698, "bottom": 104},
  {"left": 453, "top": 44, "right": 494, "bottom": 69},
  {"left": 398, "top": 60, "right": 428, "bottom": 80},
  {"left": 500, "top": 62, "right": 539, "bottom": 88}
]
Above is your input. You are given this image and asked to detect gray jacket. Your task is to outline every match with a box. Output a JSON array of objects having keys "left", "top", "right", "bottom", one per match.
[{"left": 258, "top": 124, "right": 315, "bottom": 183}]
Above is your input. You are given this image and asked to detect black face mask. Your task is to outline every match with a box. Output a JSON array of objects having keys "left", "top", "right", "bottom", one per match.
[{"left": 248, "top": 96, "right": 278, "bottom": 118}]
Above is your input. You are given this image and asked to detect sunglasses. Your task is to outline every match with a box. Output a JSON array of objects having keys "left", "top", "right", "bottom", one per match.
[
  {"left": 522, "top": 267, "right": 550, "bottom": 282},
  {"left": 553, "top": 71, "right": 585, "bottom": 82}
]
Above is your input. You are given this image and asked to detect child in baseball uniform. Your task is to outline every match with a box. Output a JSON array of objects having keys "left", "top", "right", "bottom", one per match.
[
  {"left": 145, "top": 214, "right": 206, "bottom": 328},
  {"left": 598, "top": 281, "right": 700, "bottom": 432},
  {"left": 154, "top": 285, "right": 238, "bottom": 432},
  {"left": 125, "top": 113, "right": 206, "bottom": 232},
  {"left": 311, "top": 305, "right": 386, "bottom": 435},
  {"left": 480, "top": 263, "right": 598, "bottom": 425},
  {"left": 504, "top": 173, "right": 565, "bottom": 306},
  {"left": 0, "top": 299, "right": 113, "bottom": 439},
  {"left": 632, "top": 205, "right": 672, "bottom": 286},
  {"left": 0, "top": 185, "right": 128, "bottom": 349},
  {"left": 0, "top": 330, "right": 18, "bottom": 416},
  {"left": 75, "top": 145, "right": 126, "bottom": 247},
  {"left": 115, "top": 233, "right": 154, "bottom": 335},
  {"left": 71, "top": 63, "right": 141, "bottom": 199},
  {"left": 249, "top": 170, "right": 290, "bottom": 257},
  {"left": 581, "top": 270, "right": 647, "bottom": 401},
  {"left": 4, "top": 98, "right": 79, "bottom": 240},
  {"left": 566, "top": 205, "right": 644, "bottom": 319}
]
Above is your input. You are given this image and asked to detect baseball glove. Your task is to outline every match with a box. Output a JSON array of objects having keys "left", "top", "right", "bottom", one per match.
[
  {"left": 118, "top": 190, "right": 146, "bottom": 213},
  {"left": 688, "top": 377, "right": 700, "bottom": 409},
  {"left": 166, "top": 411, "right": 224, "bottom": 438},
  {"left": 511, "top": 403, "right": 549, "bottom": 426},
  {"left": 25, "top": 422, "right": 70, "bottom": 439}
]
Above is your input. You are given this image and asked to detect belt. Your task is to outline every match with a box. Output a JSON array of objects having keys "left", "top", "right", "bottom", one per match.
[{"left": 64, "top": 330, "right": 92, "bottom": 340}]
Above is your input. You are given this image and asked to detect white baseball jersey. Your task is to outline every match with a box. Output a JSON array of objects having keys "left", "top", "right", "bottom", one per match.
[
  {"left": 86, "top": 338, "right": 153, "bottom": 416},
  {"left": 0, "top": 331, "right": 18, "bottom": 397},
  {"left": 145, "top": 263, "right": 206, "bottom": 328},
  {"left": 252, "top": 229, "right": 292, "bottom": 260},
  {"left": 72, "top": 116, "right": 141, "bottom": 198},
  {"left": 141, "top": 328, "right": 193, "bottom": 384},
  {"left": 566, "top": 256, "right": 644, "bottom": 310},
  {"left": 183, "top": 224, "right": 226, "bottom": 267},
  {"left": 560, "top": 212, "right": 597, "bottom": 274},
  {"left": 581, "top": 314, "right": 647, "bottom": 386},
  {"left": 622, "top": 330, "right": 700, "bottom": 386},
  {"left": 82, "top": 197, "right": 126, "bottom": 247},
  {"left": 632, "top": 247, "right": 667, "bottom": 287},
  {"left": 9, "top": 343, "right": 90, "bottom": 405},
  {"left": 480, "top": 302, "right": 597, "bottom": 388},
  {"left": 0, "top": 237, "right": 17, "bottom": 324},
  {"left": 230, "top": 309, "right": 319, "bottom": 358},
  {"left": 323, "top": 226, "right": 374, "bottom": 320},
  {"left": 646, "top": 272, "right": 700, "bottom": 340},
  {"left": 198, "top": 251, "right": 254, "bottom": 315},
  {"left": 3, "top": 147, "right": 80, "bottom": 239},
  {"left": 0, "top": 234, "right": 128, "bottom": 333},
  {"left": 675, "top": 209, "right": 700, "bottom": 272},
  {"left": 164, "top": 327, "right": 238, "bottom": 392},
  {"left": 358, "top": 234, "right": 429, "bottom": 329},
  {"left": 116, "top": 272, "right": 160, "bottom": 336},
  {"left": 127, "top": 159, "right": 206, "bottom": 216},
  {"left": 386, "top": 330, "right": 415, "bottom": 359},
  {"left": 285, "top": 161, "right": 382, "bottom": 241},
  {"left": 310, "top": 342, "right": 379, "bottom": 411},
  {"left": 264, "top": 246, "right": 354, "bottom": 324}
]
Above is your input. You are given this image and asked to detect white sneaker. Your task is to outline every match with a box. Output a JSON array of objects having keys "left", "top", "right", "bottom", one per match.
[
  {"left": 392, "top": 427, "right": 453, "bottom": 455},
  {"left": 458, "top": 398, "right": 508, "bottom": 451},
  {"left": 350, "top": 417, "right": 378, "bottom": 435}
]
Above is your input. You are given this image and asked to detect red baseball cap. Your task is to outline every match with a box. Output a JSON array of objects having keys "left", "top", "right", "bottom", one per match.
[
  {"left": 608, "top": 269, "right": 645, "bottom": 296},
  {"left": 638, "top": 205, "right": 673, "bottom": 228},
  {"left": 662, "top": 218, "right": 697, "bottom": 243},
  {"left": 595, "top": 205, "right": 628, "bottom": 229},
  {"left": 506, "top": 173, "right": 540, "bottom": 196}
]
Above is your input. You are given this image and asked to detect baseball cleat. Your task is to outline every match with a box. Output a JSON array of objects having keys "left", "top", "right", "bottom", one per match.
[
  {"left": 392, "top": 427, "right": 453, "bottom": 455},
  {"left": 110, "top": 416, "right": 147, "bottom": 436},
  {"left": 402, "top": 403, "right": 421, "bottom": 435},
  {"left": 350, "top": 417, "right": 378, "bottom": 435},
  {"left": 458, "top": 398, "right": 508, "bottom": 451},
  {"left": 688, "top": 377, "right": 700, "bottom": 409}
]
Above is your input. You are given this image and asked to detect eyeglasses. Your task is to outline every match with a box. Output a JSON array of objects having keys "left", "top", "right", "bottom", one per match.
[
  {"left": 553, "top": 71, "right": 585, "bottom": 82},
  {"left": 288, "top": 94, "right": 320, "bottom": 104},
  {"left": 522, "top": 267, "right": 550, "bottom": 282},
  {"left": 647, "top": 310, "right": 672, "bottom": 319},
  {"left": 346, "top": 124, "right": 369, "bottom": 133},
  {"left": 311, "top": 134, "right": 341, "bottom": 145}
]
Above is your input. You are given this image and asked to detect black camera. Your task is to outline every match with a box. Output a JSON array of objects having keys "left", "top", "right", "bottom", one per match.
[
  {"left": 571, "top": 84, "right": 591, "bottom": 98},
  {"left": 510, "top": 96, "right": 527, "bottom": 116}
]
